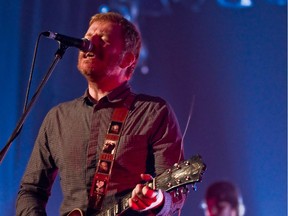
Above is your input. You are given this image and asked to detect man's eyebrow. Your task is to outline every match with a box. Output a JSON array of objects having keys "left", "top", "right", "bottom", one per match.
[{"left": 85, "top": 30, "right": 110, "bottom": 37}]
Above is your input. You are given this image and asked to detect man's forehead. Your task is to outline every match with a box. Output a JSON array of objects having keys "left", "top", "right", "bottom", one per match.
[
  {"left": 86, "top": 22, "right": 122, "bottom": 37},
  {"left": 207, "top": 198, "right": 232, "bottom": 207}
]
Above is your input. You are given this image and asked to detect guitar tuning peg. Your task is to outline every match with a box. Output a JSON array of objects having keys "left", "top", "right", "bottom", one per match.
[
  {"left": 173, "top": 163, "right": 181, "bottom": 169},
  {"left": 175, "top": 188, "right": 180, "bottom": 197},
  {"left": 167, "top": 182, "right": 172, "bottom": 188},
  {"left": 181, "top": 186, "right": 190, "bottom": 194},
  {"left": 184, "top": 160, "right": 190, "bottom": 166},
  {"left": 191, "top": 183, "right": 197, "bottom": 191},
  {"left": 185, "top": 176, "right": 191, "bottom": 181}
]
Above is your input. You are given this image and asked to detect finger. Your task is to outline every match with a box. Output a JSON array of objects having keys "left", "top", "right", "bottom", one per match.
[
  {"left": 140, "top": 173, "right": 153, "bottom": 181},
  {"left": 131, "top": 184, "right": 143, "bottom": 198},
  {"left": 137, "top": 186, "right": 157, "bottom": 207},
  {"left": 129, "top": 197, "right": 139, "bottom": 209},
  {"left": 135, "top": 184, "right": 151, "bottom": 200},
  {"left": 132, "top": 186, "right": 157, "bottom": 208},
  {"left": 130, "top": 185, "right": 147, "bottom": 209},
  {"left": 142, "top": 186, "right": 158, "bottom": 199},
  {"left": 129, "top": 196, "right": 149, "bottom": 210}
]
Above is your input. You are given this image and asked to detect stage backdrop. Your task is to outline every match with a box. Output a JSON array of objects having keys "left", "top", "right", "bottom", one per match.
[{"left": 0, "top": 1, "right": 286, "bottom": 215}]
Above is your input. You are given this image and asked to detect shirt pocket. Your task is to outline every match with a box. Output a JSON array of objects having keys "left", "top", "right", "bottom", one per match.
[{"left": 115, "top": 135, "right": 149, "bottom": 171}]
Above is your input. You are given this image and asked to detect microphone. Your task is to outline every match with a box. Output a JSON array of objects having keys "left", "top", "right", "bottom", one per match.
[{"left": 42, "top": 31, "right": 94, "bottom": 52}]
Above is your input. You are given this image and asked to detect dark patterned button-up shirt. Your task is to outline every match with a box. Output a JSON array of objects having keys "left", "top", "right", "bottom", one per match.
[{"left": 16, "top": 82, "right": 185, "bottom": 216}]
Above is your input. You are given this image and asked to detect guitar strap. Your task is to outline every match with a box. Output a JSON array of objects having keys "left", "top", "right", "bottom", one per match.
[{"left": 88, "top": 93, "right": 135, "bottom": 211}]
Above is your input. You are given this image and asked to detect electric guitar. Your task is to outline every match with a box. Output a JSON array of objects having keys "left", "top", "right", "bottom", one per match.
[{"left": 68, "top": 154, "right": 206, "bottom": 216}]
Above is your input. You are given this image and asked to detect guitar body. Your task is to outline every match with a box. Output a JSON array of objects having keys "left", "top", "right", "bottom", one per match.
[
  {"left": 67, "top": 208, "right": 83, "bottom": 216},
  {"left": 67, "top": 155, "right": 206, "bottom": 216}
]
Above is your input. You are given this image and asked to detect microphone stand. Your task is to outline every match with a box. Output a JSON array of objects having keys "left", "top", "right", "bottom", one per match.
[{"left": 0, "top": 43, "right": 68, "bottom": 164}]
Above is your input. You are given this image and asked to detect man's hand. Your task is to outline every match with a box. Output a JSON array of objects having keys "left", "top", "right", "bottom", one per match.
[{"left": 129, "top": 174, "right": 164, "bottom": 212}]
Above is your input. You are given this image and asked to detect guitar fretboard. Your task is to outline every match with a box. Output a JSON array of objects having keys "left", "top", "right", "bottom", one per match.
[{"left": 98, "top": 195, "right": 130, "bottom": 216}]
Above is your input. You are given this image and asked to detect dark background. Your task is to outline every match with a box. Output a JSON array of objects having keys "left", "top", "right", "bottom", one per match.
[{"left": 0, "top": 1, "right": 286, "bottom": 215}]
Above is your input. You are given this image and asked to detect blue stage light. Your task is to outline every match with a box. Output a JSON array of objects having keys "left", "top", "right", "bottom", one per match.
[
  {"left": 98, "top": 4, "right": 110, "bottom": 13},
  {"left": 217, "top": 0, "right": 253, "bottom": 8},
  {"left": 266, "top": 0, "right": 287, "bottom": 5}
]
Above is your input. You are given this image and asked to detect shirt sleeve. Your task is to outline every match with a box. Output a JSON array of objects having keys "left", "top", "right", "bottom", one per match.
[
  {"left": 157, "top": 190, "right": 187, "bottom": 216},
  {"left": 16, "top": 114, "right": 58, "bottom": 216}
]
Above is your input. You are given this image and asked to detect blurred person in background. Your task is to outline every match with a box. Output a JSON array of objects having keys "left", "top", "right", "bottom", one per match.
[{"left": 201, "top": 181, "right": 245, "bottom": 216}]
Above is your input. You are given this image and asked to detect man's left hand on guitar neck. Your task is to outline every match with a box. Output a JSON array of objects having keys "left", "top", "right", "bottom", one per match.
[{"left": 128, "top": 174, "right": 165, "bottom": 214}]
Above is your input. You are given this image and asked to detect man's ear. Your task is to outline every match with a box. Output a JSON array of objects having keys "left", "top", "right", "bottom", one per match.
[{"left": 119, "top": 52, "right": 135, "bottom": 69}]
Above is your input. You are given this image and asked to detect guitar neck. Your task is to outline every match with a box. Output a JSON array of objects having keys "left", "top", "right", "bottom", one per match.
[
  {"left": 68, "top": 155, "right": 206, "bottom": 216},
  {"left": 98, "top": 193, "right": 131, "bottom": 216},
  {"left": 99, "top": 178, "right": 157, "bottom": 216}
]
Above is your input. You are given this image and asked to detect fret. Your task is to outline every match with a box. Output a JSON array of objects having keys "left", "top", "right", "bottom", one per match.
[
  {"left": 122, "top": 197, "right": 129, "bottom": 210},
  {"left": 105, "top": 209, "right": 110, "bottom": 216},
  {"left": 105, "top": 208, "right": 114, "bottom": 216},
  {"left": 114, "top": 203, "right": 119, "bottom": 215}
]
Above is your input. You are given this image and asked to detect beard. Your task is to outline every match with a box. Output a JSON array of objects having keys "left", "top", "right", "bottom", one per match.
[{"left": 77, "top": 54, "right": 122, "bottom": 82}]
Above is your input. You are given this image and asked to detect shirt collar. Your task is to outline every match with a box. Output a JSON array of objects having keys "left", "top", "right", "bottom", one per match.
[{"left": 83, "top": 82, "right": 131, "bottom": 106}]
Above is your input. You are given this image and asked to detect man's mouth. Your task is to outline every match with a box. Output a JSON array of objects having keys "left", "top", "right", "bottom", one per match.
[{"left": 84, "top": 52, "right": 96, "bottom": 58}]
